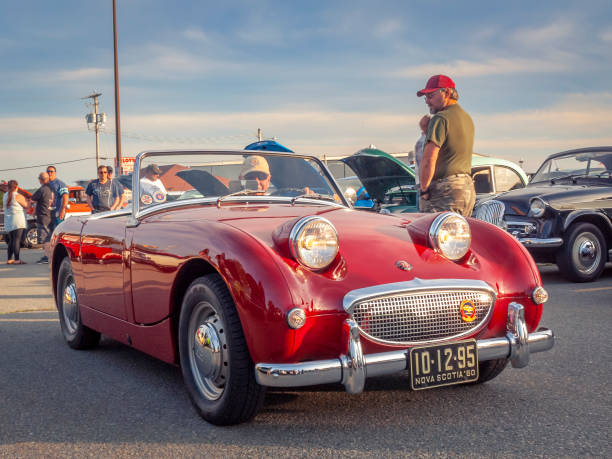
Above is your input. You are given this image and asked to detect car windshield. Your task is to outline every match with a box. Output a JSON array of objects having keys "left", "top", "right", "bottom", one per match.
[
  {"left": 530, "top": 150, "right": 612, "bottom": 184},
  {"left": 134, "top": 151, "right": 344, "bottom": 212}
]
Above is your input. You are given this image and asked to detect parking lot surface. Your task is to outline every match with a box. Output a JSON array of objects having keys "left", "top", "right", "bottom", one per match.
[{"left": 1, "top": 243, "right": 611, "bottom": 457}]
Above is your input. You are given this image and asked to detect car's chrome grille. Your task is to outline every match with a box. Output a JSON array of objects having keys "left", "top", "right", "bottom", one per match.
[
  {"left": 473, "top": 199, "right": 505, "bottom": 227},
  {"left": 351, "top": 289, "right": 494, "bottom": 344}
]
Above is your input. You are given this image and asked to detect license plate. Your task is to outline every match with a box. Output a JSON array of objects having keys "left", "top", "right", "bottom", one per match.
[{"left": 409, "top": 340, "right": 478, "bottom": 390}]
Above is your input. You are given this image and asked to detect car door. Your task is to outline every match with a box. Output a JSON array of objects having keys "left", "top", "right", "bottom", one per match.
[{"left": 79, "top": 215, "right": 129, "bottom": 320}]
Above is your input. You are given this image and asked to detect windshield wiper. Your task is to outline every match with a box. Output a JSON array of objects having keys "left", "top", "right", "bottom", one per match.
[
  {"left": 550, "top": 173, "right": 589, "bottom": 184},
  {"left": 290, "top": 193, "right": 338, "bottom": 205},
  {"left": 216, "top": 189, "right": 262, "bottom": 206}
]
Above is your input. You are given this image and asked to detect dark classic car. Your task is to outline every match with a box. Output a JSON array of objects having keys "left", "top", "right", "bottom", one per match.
[
  {"left": 475, "top": 147, "right": 612, "bottom": 282},
  {"left": 50, "top": 150, "right": 554, "bottom": 425}
]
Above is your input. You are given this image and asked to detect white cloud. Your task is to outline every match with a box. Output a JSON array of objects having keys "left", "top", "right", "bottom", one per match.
[
  {"left": 183, "top": 27, "right": 209, "bottom": 42},
  {"left": 390, "top": 57, "right": 567, "bottom": 78},
  {"left": 600, "top": 28, "right": 612, "bottom": 42},
  {"left": 0, "top": 116, "right": 83, "bottom": 133},
  {"left": 510, "top": 19, "right": 576, "bottom": 48},
  {"left": 54, "top": 67, "right": 112, "bottom": 81},
  {"left": 121, "top": 44, "right": 243, "bottom": 79},
  {"left": 372, "top": 18, "right": 403, "bottom": 39}
]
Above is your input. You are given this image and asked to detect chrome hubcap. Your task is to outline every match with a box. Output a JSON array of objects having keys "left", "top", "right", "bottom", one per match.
[
  {"left": 194, "top": 323, "right": 222, "bottom": 380},
  {"left": 572, "top": 233, "right": 601, "bottom": 275},
  {"left": 26, "top": 229, "right": 37, "bottom": 246},
  {"left": 188, "top": 301, "right": 228, "bottom": 400},
  {"left": 62, "top": 280, "right": 79, "bottom": 335}
]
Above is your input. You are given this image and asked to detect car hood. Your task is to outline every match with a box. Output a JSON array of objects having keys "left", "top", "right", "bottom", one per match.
[
  {"left": 342, "top": 148, "right": 415, "bottom": 202},
  {"left": 491, "top": 183, "right": 612, "bottom": 216}
]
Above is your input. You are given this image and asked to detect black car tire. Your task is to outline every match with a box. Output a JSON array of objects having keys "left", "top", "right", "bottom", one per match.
[
  {"left": 24, "top": 224, "right": 38, "bottom": 248},
  {"left": 56, "top": 257, "right": 101, "bottom": 349},
  {"left": 473, "top": 358, "right": 508, "bottom": 384},
  {"left": 178, "top": 274, "right": 265, "bottom": 425},
  {"left": 556, "top": 222, "right": 607, "bottom": 282}
]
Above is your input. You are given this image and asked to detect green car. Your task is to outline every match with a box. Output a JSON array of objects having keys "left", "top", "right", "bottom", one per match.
[{"left": 330, "top": 146, "right": 528, "bottom": 213}]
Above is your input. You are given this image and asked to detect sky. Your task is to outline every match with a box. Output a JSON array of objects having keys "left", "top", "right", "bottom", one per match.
[{"left": 1, "top": 0, "right": 612, "bottom": 188}]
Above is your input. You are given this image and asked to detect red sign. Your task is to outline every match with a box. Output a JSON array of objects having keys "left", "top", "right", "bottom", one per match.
[{"left": 116, "top": 157, "right": 135, "bottom": 175}]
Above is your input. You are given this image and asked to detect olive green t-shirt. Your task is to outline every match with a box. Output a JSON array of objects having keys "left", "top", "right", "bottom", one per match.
[{"left": 426, "top": 104, "right": 474, "bottom": 181}]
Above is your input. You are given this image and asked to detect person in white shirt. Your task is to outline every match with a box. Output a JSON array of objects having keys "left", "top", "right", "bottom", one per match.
[{"left": 139, "top": 164, "right": 167, "bottom": 205}]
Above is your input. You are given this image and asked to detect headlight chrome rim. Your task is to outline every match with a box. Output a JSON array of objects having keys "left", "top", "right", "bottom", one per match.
[
  {"left": 428, "top": 212, "right": 472, "bottom": 261},
  {"left": 289, "top": 216, "right": 339, "bottom": 270},
  {"left": 532, "top": 286, "right": 549, "bottom": 304},
  {"left": 529, "top": 198, "right": 547, "bottom": 218}
]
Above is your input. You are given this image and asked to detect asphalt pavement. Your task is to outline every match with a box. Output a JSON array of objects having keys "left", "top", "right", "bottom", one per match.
[
  {"left": 0, "top": 244, "right": 55, "bottom": 314},
  {"left": 1, "top": 242, "right": 611, "bottom": 457}
]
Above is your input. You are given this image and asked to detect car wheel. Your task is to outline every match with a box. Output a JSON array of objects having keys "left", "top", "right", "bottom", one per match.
[
  {"left": 24, "top": 225, "right": 38, "bottom": 248},
  {"left": 473, "top": 358, "right": 508, "bottom": 384},
  {"left": 556, "top": 222, "right": 607, "bottom": 282},
  {"left": 56, "top": 258, "right": 101, "bottom": 349},
  {"left": 178, "top": 274, "right": 265, "bottom": 425}
]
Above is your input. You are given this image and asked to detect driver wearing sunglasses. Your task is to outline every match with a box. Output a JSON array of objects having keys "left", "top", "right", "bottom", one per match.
[{"left": 240, "top": 155, "right": 272, "bottom": 192}]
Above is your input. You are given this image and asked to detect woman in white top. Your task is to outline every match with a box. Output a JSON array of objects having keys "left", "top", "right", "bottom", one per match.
[{"left": 3, "top": 180, "right": 28, "bottom": 264}]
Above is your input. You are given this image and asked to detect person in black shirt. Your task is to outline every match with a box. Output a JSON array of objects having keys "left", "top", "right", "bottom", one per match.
[{"left": 30, "top": 171, "right": 54, "bottom": 264}]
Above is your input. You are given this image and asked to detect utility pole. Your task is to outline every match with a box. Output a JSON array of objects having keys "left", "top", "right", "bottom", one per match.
[
  {"left": 112, "top": 0, "right": 122, "bottom": 174},
  {"left": 83, "top": 91, "right": 106, "bottom": 169},
  {"left": 257, "top": 128, "right": 262, "bottom": 141}
]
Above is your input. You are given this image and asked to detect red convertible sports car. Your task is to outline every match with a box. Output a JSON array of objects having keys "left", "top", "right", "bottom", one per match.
[{"left": 50, "top": 150, "right": 554, "bottom": 425}]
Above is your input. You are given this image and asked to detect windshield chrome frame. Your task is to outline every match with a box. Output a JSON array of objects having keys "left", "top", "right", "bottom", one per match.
[{"left": 130, "top": 149, "right": 350, "bottom": 221}]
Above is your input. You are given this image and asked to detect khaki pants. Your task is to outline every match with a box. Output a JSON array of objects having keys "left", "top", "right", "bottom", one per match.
[{"left": 420, "top": 174, "right": 476, "bottom": 217}]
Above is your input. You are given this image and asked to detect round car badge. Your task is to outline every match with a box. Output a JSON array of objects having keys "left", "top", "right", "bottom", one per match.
[
  {"left": 153, "top": 191, "right": 166, "bottom": 203},
  {"left": 141, "top": 194, "right": 153, "bottom": 205},
  {"left": 460, "top": 299, "right": 477, "bottom": 322},
  {"left": 396, "top": 260, "right": 413, "bottom": 271}
]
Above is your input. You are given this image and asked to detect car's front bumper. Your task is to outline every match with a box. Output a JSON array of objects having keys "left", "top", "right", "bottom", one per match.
[
  {"left": 518, "top": 237, "right": 563, "bottom": 248},
  {"left": 255, "top": 302, "right": 554, "bottom": 393}
]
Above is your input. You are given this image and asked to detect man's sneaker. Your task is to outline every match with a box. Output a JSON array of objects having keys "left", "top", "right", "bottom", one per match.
[{"left": 36, "top": 256, "right": 49, "bottom": 264}]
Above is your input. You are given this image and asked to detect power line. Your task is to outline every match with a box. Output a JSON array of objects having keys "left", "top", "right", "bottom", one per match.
[{"left": 0, "top": 156, "right": 114, "bottom": 172}]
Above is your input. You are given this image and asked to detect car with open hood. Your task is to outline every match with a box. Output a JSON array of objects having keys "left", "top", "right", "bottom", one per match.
[
  {"left": 474, "top": 146, "right": 612, "bottom": 282},
  {"left": 336, "top": 147, "right": 527, "bottom": 213},
  {"left": 49, "top": 150, "right": 554, "bottom": 425}
]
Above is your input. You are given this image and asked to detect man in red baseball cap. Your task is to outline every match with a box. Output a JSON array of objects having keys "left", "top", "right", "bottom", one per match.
[{"left": 416, "top": 74, "right": 476, "bottom": 216}]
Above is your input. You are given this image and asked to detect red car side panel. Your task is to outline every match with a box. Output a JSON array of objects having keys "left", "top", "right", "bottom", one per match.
[
  {"left": 129, "top": 214, "right": 297, "bottom": 363},
  {"left": 79, "top": 216, "right": 129, "bottom": 320},
  {"left": 79, "top": 304, "right": 176, "bottom": 364}
]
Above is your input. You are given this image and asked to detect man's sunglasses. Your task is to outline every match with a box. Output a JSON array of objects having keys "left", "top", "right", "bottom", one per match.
[
  {"left": 47, "top": 169, "right": 56, "bottom": 173},
  {"left": 425, "top": 89, "right": 444, "bottom": 99},
  {"left": 98, "top": 170, "right": 108, "bottom": 174},
  {"left": 244, "top": 172, "right": 269, "bottom": 181}
]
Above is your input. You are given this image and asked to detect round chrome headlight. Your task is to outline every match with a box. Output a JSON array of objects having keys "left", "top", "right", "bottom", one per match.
[
  {"left": 428, "top": 212, "right": 471, "bottom": 261},
  {"left": 529, "top": 198, "right": 546, "bottom": 218},
  {"left": 289, "top": 216, "right": 339, "bottom": 270}
]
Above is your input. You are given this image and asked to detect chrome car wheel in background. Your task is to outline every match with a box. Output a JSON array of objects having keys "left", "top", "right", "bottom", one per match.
[
  {"left": 25, "top": 226, "right": 38, "bottom": 247},
  {"left": 56, "top": 258, "right": 101, "bottom": 349},
  {"left": 573, "top": 235, "right": 600, "bottom": 275},
  {"left": 187, "top": 301, "right": 228, "bottom": 401},
  {"left": 62, "top": 281, "right": 80, "bottom": 336},
  {"left": 557, "top": 222, "right": 607, "bottom": 282}
]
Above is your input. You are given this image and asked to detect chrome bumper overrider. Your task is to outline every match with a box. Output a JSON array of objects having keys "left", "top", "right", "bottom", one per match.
[
  {"left": 254, "top": 302, "right": 554, "bottom": 393},
  {"left": 518, "top": 237, "right": 563, "bottom": 248}
]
